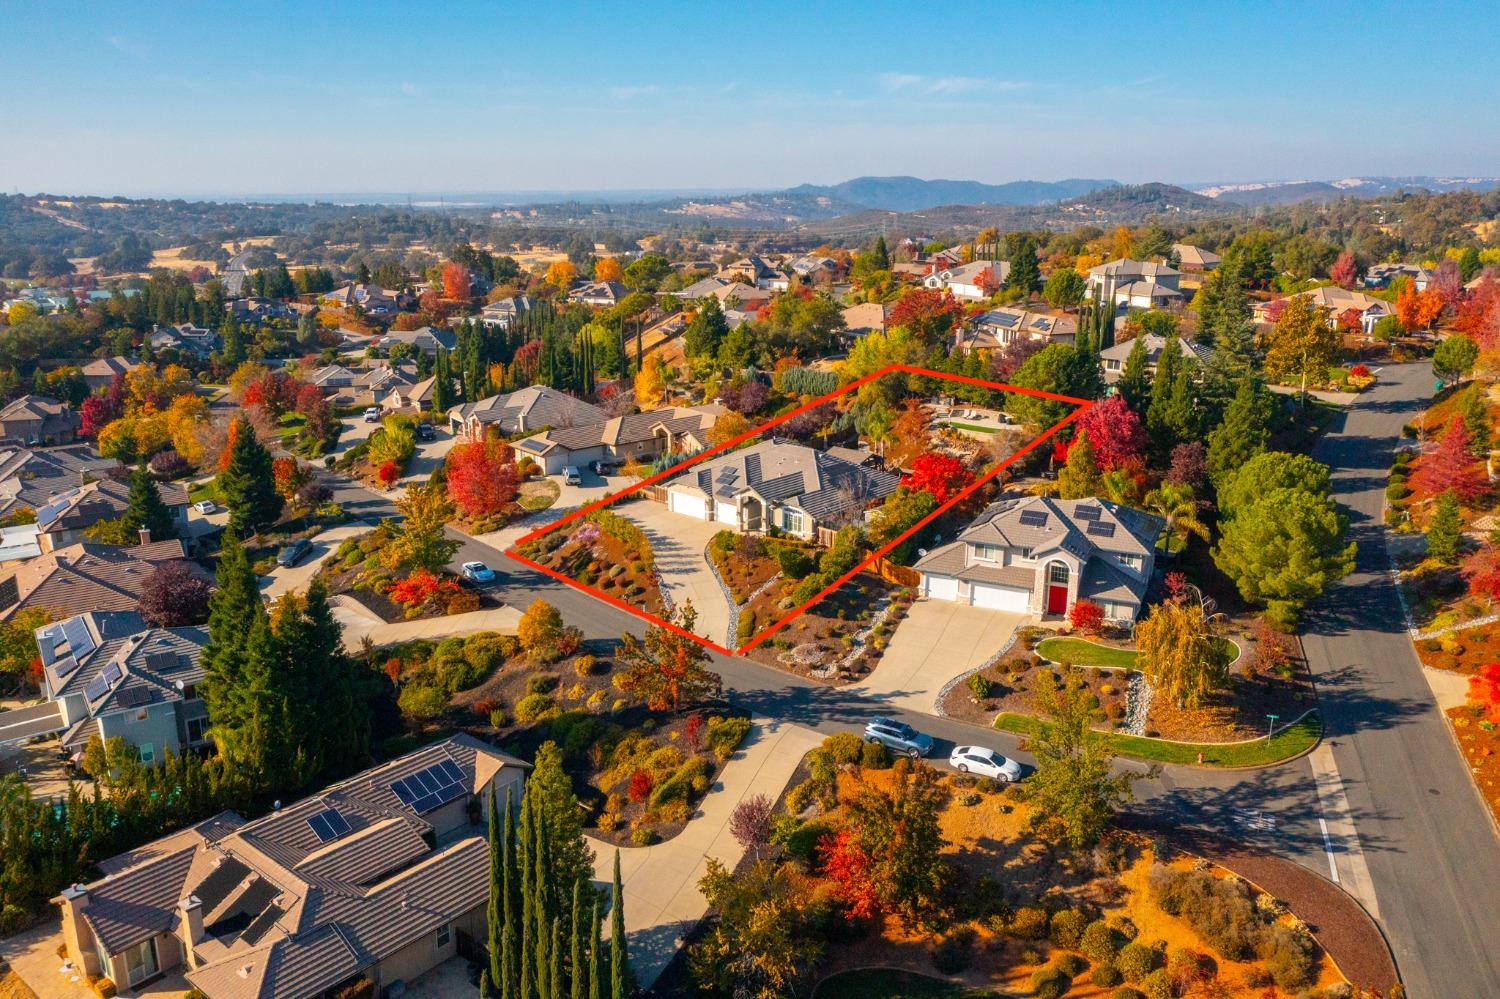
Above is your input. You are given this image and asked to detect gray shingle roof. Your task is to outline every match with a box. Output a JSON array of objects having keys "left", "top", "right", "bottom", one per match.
[
  {"left": 675, "top": 439, "right": 899, "bottom": 521},
  {"left": 448, "top": 386, "right": 607, "bottom": 436}
]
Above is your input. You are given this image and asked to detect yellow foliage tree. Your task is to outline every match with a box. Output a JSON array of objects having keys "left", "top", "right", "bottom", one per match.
[
  {"left": 164, "top": 394, "right": 209, "bottom": 463},
  {"left": 593, "top": 257, "right": 624, "bottom": 283},
  {"left": 544, "top": 259, "right": 578, "bottom": 289},
  {"left": 635, "top": 356, "right": 667, "bottom": 409},
  {"left": 1110, "top": 226, "right": 1135, "bottom": 261},
  {"left": 1134, "top": 600, "right": 1232, "bottom": 709}
]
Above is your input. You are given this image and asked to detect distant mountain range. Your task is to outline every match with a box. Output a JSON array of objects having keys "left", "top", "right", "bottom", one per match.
[
  {"left": 781, "top": 176, "right": 1119, "bottom": 212},
  {"left": 1193, "top": 176, "right": 1500, "bottom": 207}
]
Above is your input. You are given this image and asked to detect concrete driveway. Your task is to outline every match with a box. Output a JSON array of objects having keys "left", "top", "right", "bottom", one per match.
[
  {"left": 852, "top": 599, "right": 1024, "bottom": 712},
  {"left": 259, "top": 522, "right": 372, "bottom": 600},
  {"left": 394, "top": 425, "right": 461, "bottom": 493},
  {"left": 616, "top": 500, "right": 734, "bottom": 646}
]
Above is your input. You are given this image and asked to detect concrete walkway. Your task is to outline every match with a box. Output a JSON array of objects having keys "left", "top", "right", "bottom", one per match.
[
  {"left": 328, "top": 596, "right": 521, "bottom": 650},
  {"left": 0, "top": 920, "right": 94, "bottom": 999},
  {"left": 851, "top": 599, "right": 1023, "bottom": 712},
  {"left": 259, "top": 523, "right": 371, "bottom": 600},
  {"left": 588, "top": 719, "right": 823, "bottom": 988}
]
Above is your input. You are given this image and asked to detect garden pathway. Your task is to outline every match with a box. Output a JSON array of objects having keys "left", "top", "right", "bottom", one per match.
[{"left": 587, "top": 719, "right": 823, "bottom": 989}]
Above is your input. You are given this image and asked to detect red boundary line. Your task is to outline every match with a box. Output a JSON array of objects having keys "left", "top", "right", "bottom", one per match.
[{"left": 503, "top": 363, "right": 1090, "bottom": 656}]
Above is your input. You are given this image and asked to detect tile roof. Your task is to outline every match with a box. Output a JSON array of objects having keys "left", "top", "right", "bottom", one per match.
[
  {"left": 0, "top": 540, "right": 190, "bottom": 620},
  {"left": 448, "top": 386, "right": 607, "bottom": 436},
  {"left": 1099, "top": 333, "right": 1212, "bottom": 367},
  {"left": 1088, "top": 258, "right": 1182, "bottom": 281},
  {"left": 521, "top": 405, "right": 721, "bottom": 455},
  {"left": 673, "top": 439, "right": 900, "bottom": 522},
  {"left": 0, "top": 444, "right": 115, "bottom": 516},
  {"left": 34, "top": 477, "right": 187, "bottom": 535}
]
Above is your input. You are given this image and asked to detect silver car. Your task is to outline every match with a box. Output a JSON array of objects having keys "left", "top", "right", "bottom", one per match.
[
  {"left": 949, "top": 745, "right": 1022, "bottom": 781},
  {"left": 862, "top": 717, "right": 935, "bottom": 758}
]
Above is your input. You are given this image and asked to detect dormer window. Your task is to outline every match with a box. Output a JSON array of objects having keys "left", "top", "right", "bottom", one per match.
[{"left": 1119, "top": 554, "right": 1143, "bottom": 571}]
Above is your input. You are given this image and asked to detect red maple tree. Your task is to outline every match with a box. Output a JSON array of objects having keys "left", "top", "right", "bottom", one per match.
[
  {"left": 446, "top": 435, "right": 520, "bottom": 519},
  {"left": 441, "top": 261, "right": 472, "bottom": 300},
  {"left": 1411, "top": 418, "right": 1489, "bottom": 501},
  {"left": 1071, "top": 395, "right": 1145, "bottom": 470},
  {"left": 1463, "top": 545, "right": 1500, "bottom": 603},
  {"left": 1068, "top": 599, "right": 1105, "bottom": 635},
  {"left": 1330, "top": 251, "right": 1359, "bottom": 290},
  {"left": 376, "top": 459, "right": 400, "bottom": 489},
  {"left": 1469, "top": 663, "right": 1500, "bottom": 724},
  {"left": 818, "top": 828, "right": 880, "bottom": 920},
  {"left": 627, "top": 769, "right": 654, "bottom": 803},
  {"left": 887, "top": 288, "right": 964, "bottom": 342},
  {"left": 903, "top": 452, "right": 975, "bottom": 504}
]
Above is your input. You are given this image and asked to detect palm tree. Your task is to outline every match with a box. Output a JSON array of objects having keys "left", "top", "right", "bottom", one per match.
[{"left": 1145, "top": 481, "right": 1210, "bottom": 552}]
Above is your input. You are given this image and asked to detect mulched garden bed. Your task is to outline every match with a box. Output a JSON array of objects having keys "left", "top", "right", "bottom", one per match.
[
  {"left": 1416, "top": 618, "right": 1500, "bottom": 677},
  {"left": 315, "top": 527, "right": 502, "bottom": 621},
  {"left": 515, "top": 510, "right": 666, "bottom": 618},
  {"left": 737, "top": 571, "right": 908, "bottom": 683},
  {"left": 942, "top": 653, "right": 1129, "bottom": 729},
  {"left": 1446, "top": 702, "right": 1500, "bottom": 830}
]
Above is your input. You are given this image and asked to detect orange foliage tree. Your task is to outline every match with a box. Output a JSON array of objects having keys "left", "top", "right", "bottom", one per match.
[
  {"left": 817, "top": 828, "right": 880, "bottom": 919},
  {"left": 445, "top": 435, "right": 520, "bottom": 519},
  {"left": 1395, "top": 281, "right": 1444, "bottom": 331},
  {"left": 1469, "top": 662, "right": 1500, "bottom": 724},
  {"left": 544, "top": 259, "right": 578, "bottom": 289},
  {"left": 594, "top": 257, "right": 624, "bottom": 283},
  {"left": 441, "top": 261, "right": 472, "bottom": 300}
]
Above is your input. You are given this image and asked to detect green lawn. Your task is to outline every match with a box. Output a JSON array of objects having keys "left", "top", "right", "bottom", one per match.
[
  {"left": 1035, "top": 637, "right": 1138, "bottom": 669},
  {"left": 188, "top": 479, "right": 222, "bottom": 504},
  {"left": 942, "top": 421, "right": 998, "bottom": 434},
  {"left": 994, "top": 712, "right": 1321, "bottom": 768},
  {"left": 814, "top": 969, "right": 998, "bottom": 999}
]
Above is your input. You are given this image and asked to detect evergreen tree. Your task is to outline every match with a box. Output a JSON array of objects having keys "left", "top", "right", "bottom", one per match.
[
  {"left": 1461, "top": 385, "right": 1491, "bottom": 456},
  {"left": 610, "top": 851, "right": 631, "bottom": 999},
  {"left": 1115, "top": 336, "right": 1151, "bottom": 415},
  {"left": 199, "top": 530, "right": 263, "bottom": 737},
  {"left": 1057, "top": 431, "right": 1104, "bottom": 499},
  {"left": 297, "top": 308, "right": 320, "bottom": 349},
  {"left": 588, "top": 899, "right": 602, "bottom": 999},
  {"left": 217, "top": 416, "right": 283, "bottom": 536},
  {"left": 682, "top": 296, "right": 728, "bottom": 360},
  {"left": 550, "top": 918, "right": 563, "bottom": 999},
  {"left": 1158, "top": 366, "right": 1200, "bottom": 462},
  {"left": 432, "top": 347, "right": 452, "bottom": 415},
  {"left": 488, "top": 793, "right": 505, "bottom": 993},
  {"left": 570, "top": 881, "right": 585, "bottom": 999},
  {"left": 1144, "top": 334, "right": 1181, "bottom": 453},
  {"left": 1004, "top": 234, "right": 1041, "bottom": 296},
  {"left": 1427, "top": 489, "right": 1462, "bottom": 564},
  {"left": 121, "top": 463, "right": 177, "bottom": 541},
  {"left": 1207, "top": 376, "right": 1276, "bottom": 490},
  {"left": 870, "top": 234, "right": 890, "bottom": 271},
  {"left": 220, "top": 314, "right": 246, "bottom": 367}
]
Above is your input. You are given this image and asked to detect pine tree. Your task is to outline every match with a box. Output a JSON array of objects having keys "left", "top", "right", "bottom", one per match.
[
  {"left": 1207, "top": 376, "right": 1275, "bottom": 490},
  {"left": 1427, "top": 489, "right": 1462, "bottom": 564},
  {"left": 217, "top": 415, "right": 283, "bottom": 536},
  {"left": 870, "top": 235, "right": 890, "bottom": 271},
  {"left": 1115, "top": 336, "right": 1151, "bottom": 415},
  {"left": 610, "top": 851, "right": 630, "bottom": 999},
  {"left": 1004, "top": 235, "right": 1041, "bottom": 296},
  {"left": 220, "top": 314, "right": 246, "bottom": 367},
  {"left": 1144, "top": 334, "right": 1181, "bottom": 448},
  {"left": 121, "top": 463, "right": 177, "bottom": 541},
  {"left": 1158, "top": 366, "right": 1199, "bottom": 462},
  {"left": 1057, "top": 431, "right": 1104, "bottom": 499},
  {"left": 1461, "top": 385, "right": 1491, "bottom": 456},
  {"left": 199, "top": 530, "right": 264, "bottom": 737}
]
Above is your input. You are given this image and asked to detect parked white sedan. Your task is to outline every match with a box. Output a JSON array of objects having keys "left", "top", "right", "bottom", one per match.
[{"left": 949, "top": 745, "right": 1022, "bottom": 782}]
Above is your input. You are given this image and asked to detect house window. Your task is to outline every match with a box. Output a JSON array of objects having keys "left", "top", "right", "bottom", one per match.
[
  {"left": 186, "top": 717, "right": 208, "bottom": 744},
  {"left": 1119, "top": 554, "right": 1143, "bottom": 571},
  {"left": 1048, "top": 562, "right": 1070, "bottom": 585},
  {"left": 782, "top": 509, "right": 805, "bottom": 535},
  {"left": 1106, "top": 359, "right": 1122, "bottom": 370},
  {"left": 436, "top": 924, "right": 451, "bottom": 949},
  {"left": 124, "top": 938, "right": 158, "bottom": 985},
  {"left": 182, "top": 684, "right": 198, "bottom": 701},
  {"left": 138, "top": 743, "right": 155, "bottom": 765},
  {"left": 973, "top": 543, "right": 1000, "bottom": 562},
  {"left": 134, "top": 707, "right": 148, "bottom": 722},
  {"left": 1017, "top": 547, "right": 1034, "bottom": 560}
]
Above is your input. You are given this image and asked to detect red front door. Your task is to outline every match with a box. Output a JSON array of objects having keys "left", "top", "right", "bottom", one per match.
[{"left": 1047, "top": 585, "right": 1068, "bottom": 615}]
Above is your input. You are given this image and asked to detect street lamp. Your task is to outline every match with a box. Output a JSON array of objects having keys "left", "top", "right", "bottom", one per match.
[{"left": 1266, "top": 713, "right": 1280, "bottom": 738}]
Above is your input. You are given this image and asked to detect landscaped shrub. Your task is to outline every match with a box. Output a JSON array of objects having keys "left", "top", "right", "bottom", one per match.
[
  {"left": 526, "top": 673, "right": 559, "bottom": 695},
  {"left": 464, "top": 632, "right": 517, "bottom": 671},
  {"left": 706, "top": 715, "right": 751, "bottom": 759},
  {"left": 821, "top": 732, "right": 864, "bottom": 765},
  {"left": 860, "top": 740, "right": 891, "bottom": 769},
  {"left": 784, "top": 779, "right": 815, "bottom": 815},
  {"left": 1259, "top": 923, "right": 1317, "bottom": 991},
  {"left": 1028, "top": 966, "right": 1068, "bottom": 999},
  {"left": 1148, "top": 864, "right": 1262, "bottom": 961},
  {"left": 488, "top": 708, "right": 506, "bottom": 728},
  {"left": 397, "top": 684, "right": 446, "bottom": 721},
  {"left": 88, "top": 977, "right": 117, "bottom": 999},
  {"left": 931, "top": 925, "right": 977, "bottom": 974},
  {"left": 631, "top": 827, "right": 656, "bottom": 846},
  {"left": 573, "top": 654, "right": 598, "bottom": 677},
  {"left": 1009, "top": 905, "right": 1050, "bottom": 939},
  {"left": 774, "top": 816, "right": 834, "bottom": 865},
  {"left": 1091, "top": 963, "right": 1123, "bottom": 987},
  {"left": 737, "top": 608, "right": 756, "bottom": 642},
  {"left": 1082, "top": 919, "right": 1120, "bottom": 962},
  {"left": 1117, "top": 942, "right": 1156, "bottom": 982},
  {"left": 791, "top": 573, "right": 827, "bottom": 604},
  {"left": 1050, "top": 907, "right": 1089, "bottom": 949},
  {"left": 1139, "top": 968, "right": 1174, "bottom": 999},
  {"left": 1054, "top": 952, "right": 1087, "bottom": 978},
  {"left": 773, "top": 543, "right": 815, "bottom": 579},
  {"left": 1111, "top": 989, "right": 1145, "bottom": 999},
  {"left": 650, "top": 756, "right": 711, "bottom": 807},
  {"left": 434, "top": 651, "right": 488, "bottom": 693},
  {"left": 514, "top": 693, "right": 555, "bottom": 723},
  {"left": 446, "top": 588, "right": 481, "bottom": 615},
  {"left": 967, "top": 673, "right": 994, "bottom": 699}
]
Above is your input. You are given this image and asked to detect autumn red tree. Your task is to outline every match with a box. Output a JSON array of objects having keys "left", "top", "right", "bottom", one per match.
[
  {"left": 1068, "top": 599, "right": 1105, "bottom": 635},
  {"left": 446, "top": 435, "right": 520, "bottom": 519},
  {"left": 887, "top": 288, "right": 964, "bottom": 344},
  {"left": 79, "top": 393, "right": 121, "bottom": 437},
  {"left": 818, "top": 829, "right": 880, "bottom": 920},
  {"left": 1071, "top": 395, "right": 1145, "bottom": 471},
  {"left": 217, "top": 419, "right": 240, "bottom": 473},
  {"left": 441, "top": 261, "right": 472, "bottom": 300},
  {"left": 1454, "top": 274, "right": 1500, "bottom": 351},
  {"left": 376, "top": 459, "right": 400, "bottom": 488},
  {"left": 1411, "top": 417, "right": 1489, "bottom": 501},
  {"left": 903, "top": 452, "right": 975, "bottom": 504},
  {"left": 271, "top": 457, "right": 310, "bottom": 502},
  {"left": 1469, "top": 662, "right": 1500, "bottom": 724},
  {"left": 627, "top": 769, "right": 654, "bottom": 803},
  {"left": 1396, "top": 281, "right": 1444, "bottom": 331},
  {"left": 1431, "top": 258, "right": 1464, "bottom": 307},
  {"left": 1329, "top": 251, "right": 1359, "bottom": 289},
  {"left": 1464, "top": 545, "right": 1500, "bottom": 603}
]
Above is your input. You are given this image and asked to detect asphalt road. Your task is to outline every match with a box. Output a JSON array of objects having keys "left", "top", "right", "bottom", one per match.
[
  {"left": 1299, "top": 362, "right": 1500, "bottom": 997},
  {"left": 322, "top": 370, "right": 1500, "bottom": 994}
]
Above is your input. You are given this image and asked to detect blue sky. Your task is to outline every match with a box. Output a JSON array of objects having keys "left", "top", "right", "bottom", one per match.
[{"left": 4, "top": 0, "right": 1496, "bottom": 198}]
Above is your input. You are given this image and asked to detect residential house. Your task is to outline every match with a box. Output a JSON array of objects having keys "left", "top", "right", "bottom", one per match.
[
  {"left": 321, "top": 283, "right": 408, "bottom": 319},
  {"left": 915, "top": 495, "right": 1164, "bottom": 622},
  {"left": 1087, "top": 259, "right": 1184, "bottom": 311},
  {"left": 1364, "top": 263, "right": 1431, "bottom": 292},
  {"left": 769, "top": 255, "right": 841, "bottom": 289},
  {"left": 923, "top": 261, "right": 1008, "bottom": 301},
  {"left": 34, "top": 477, "right": 189, "bottom": 552},
  {"left": 0, "top": 523, "right": 42, "bottom": 566},
  {"left": 957, "top": 307, "right": 1077, "bottom": 352},
  {"left": 319, "top": 363, "right": 421, "bottom": 410},
  {"left": 1252, "top": 286, "right": 1397, "bottom": 337},
  {"left": 0, "top": 394, "right": 81, "bottom": 444},
  {"left": 1171, "top": 244, "right": 1221, "bottom": 272},
  {"left": 80, "top": 356, "right": 140, "bottom": 391},
  {"left": 664, "top": 438, "right": 900, "bottom": 540},
  {"left": 841, "top": 302, "right": 888, "bottom": 340},
  {"left": 228, "top": 297, "right": 296, "bottom": 324},
  {"left": 148, "top": 323, "right": 221, "bottom": 359},
  {"left": 446, "top": 385, "right": 607, "bottom": 440},
  {"left": 514, "top": 405, "right": 722, "bottom": 475},
  {"left": 567, "top": 280, "right": 629, "bottom": 307},
  {"left": 0, "top": 539, "right": 191, "bottom": 621},
  {"left": 477, "top": 295, "right": 532, "bottom": 330},
  {"left": 380, "top": 376, "right": 438, "bottom": 415},
  {"left": 378, "top": 326, "right": 458, "bottom": 356},
  {"left": 37, "top": 610, "right": 210, "bottom": 765},
  {"left": 668, "top": 276, "right": 731, "bottom": 302},
  {"left": 720, "top": 255, "right": 779, "bottom": 288},
  {"left": 54, "top": 734, "right": 528, "bottom": 999},
  {"left": 1099, "top": 333, "right": 1212, "bottom": 383},
  {"left": 0, "top": 444, "right": 116, "bottom": 519},
  {"left": 925, "top": 248, "right": 964, "bottom": 270}
]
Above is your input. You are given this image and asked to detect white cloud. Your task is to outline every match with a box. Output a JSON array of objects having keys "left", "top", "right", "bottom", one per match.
[
  {"left": 105, "top": 35, "right": 146, "bottom": 59},
  {"left": 878, "top": 72, "right": 1032, "bottom": 96},
  {"left": 878, "top": 72, "right": 924, "bottom": 91},
  {"left": 400, "top": 81, "right": 420, "bottom": 96}
]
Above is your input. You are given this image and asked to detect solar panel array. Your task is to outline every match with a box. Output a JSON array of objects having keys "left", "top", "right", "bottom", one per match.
[
  {"left": 117, "top": 686, "right": 151, "bottom": 708},
  {"left": 389, "top": 759, "right": 467, "bottom": 814},
  {"left": 1086, "top": 521, "right": 1116, "bottom": 538},
  {"left": 241, "top": 903, "right": 284, "bottom": 946},
  {"left": 1018, "top": 509, "right": 1048, "bottom": 527},
  {"left": 54, "top": 655, "right": 80, "bottom": 679},
  {"left": 1074, "top": 505, "right": 1101, "bottom": 521},
  {"left": 306, "top": 808, "right": 352, "bottom": 843}
]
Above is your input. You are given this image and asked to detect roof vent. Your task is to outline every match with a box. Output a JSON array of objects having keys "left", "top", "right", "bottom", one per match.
[{"left": 238, "top": 964, "right": 254, "bottom": 979}]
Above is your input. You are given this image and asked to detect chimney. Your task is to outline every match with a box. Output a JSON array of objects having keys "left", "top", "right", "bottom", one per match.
[
  {"left": 58, "top": 884, "right": 95, "bottom": 975},
  {"left": 180, "top": 894, "right": 205, "bottom": 965},
  {"left": 137, "top": 527, "right": 151, "bottom": 546}
]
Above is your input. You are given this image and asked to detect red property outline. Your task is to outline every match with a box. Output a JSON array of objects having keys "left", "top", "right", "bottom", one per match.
[{"left": 503, "top": 364, "right": 1091, "bottom": 657}]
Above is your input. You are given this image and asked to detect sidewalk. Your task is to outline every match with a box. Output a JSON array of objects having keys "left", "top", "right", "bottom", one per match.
[
  {"left": 589, "top": 719, "right": 823, "bottom": 988},
  {"left": 327, "top": 597, "right": 521, "bottom": 650}
]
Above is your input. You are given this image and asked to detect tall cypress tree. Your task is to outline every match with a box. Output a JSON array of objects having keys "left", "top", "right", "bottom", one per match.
[
  {"left": 217, "top": 415, "right": 283, "bottom": 536},
  {"left": 488, "top": 792, "right": 505, "bottom": 991},
  {"left": 1207, "top": 375, "right": 1275, "bottom": 491},
  {"left": 610, "top": 851, "right": 630, "bottom": 999},
  {"left": 1144, "top": 334, "right": 1181, "bottom": 447},
  {"left": 588, "top": 899, "right": 602, "bottom": 999},
  {"left": 550, "top": 917, "right": 563, "bottom": 999},
  {"left": 570, "top": 881, "right": 585, "bottom": 999},
  {"left": 121, "top": 463, "right": 177, "bottom": 541},
  {"left": 1116, "top": 337, "right": 1151, "bottom": 415}
]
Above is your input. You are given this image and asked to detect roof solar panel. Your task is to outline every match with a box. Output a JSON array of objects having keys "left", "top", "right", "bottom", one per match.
[
  {"left": 1075, "top": 505, "right": 1101, "bottom": 521},
  {"left": 84, "top": 673, "right": 110, "bottom": 702},
  {"left": 1086, "top": 521, "right": 1116, "bottom": 538},
  {"left": 55, "top": 655, "right": 80, "bottom": 678},
  {"left": 306, "top": 807, "right": 351, "bottom": 843},
  {"left": 118, "top": 686, "right": 150, "bottom": 708},
  {"left": 389, "top": 778, "right": 417, "bottom": 805},
  {"left": 241, "top": 903, "right": 284, "bottom": 946},
  {"left": 1018, "top": 509, "right": 1048, "bottom": 527},
  {"left": 194, "top": 857, "right": 251, "bottom": 911},
  {"left": 438, "top": 760, "right": 464, "bottom": 784},
  {"left": 101, "top": 662, "right": 122, "bottom": 685}
]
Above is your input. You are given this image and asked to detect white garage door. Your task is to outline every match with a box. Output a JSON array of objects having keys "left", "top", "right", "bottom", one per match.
[
  {"left": 971, "top": 583, "right": 1029, "bottom": 612},
  {"left": 923, "top": 575, "right": 960, "bottom": 601},
  {"left": 668, "top": 492, "right": 707, "bottom": 520},
  {"left": 714, "top": 501, "right": 739, "bottom": 524}
]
